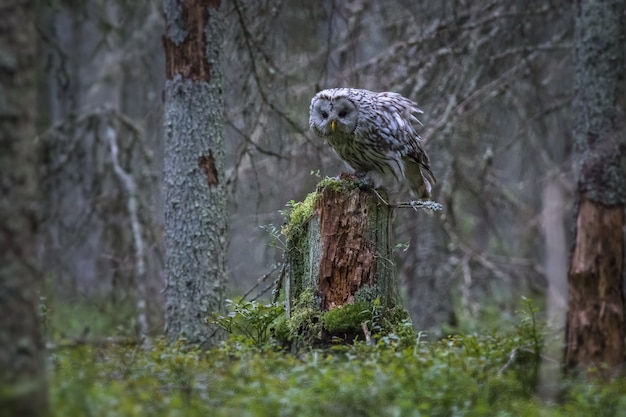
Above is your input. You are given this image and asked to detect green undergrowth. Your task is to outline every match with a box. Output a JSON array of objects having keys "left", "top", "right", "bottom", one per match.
[
  {"left": 49, "top": 300, "right": 626, "bottom": 417},
  {"left": 212, "top": 293, "right": 412, "bottom": 349}
]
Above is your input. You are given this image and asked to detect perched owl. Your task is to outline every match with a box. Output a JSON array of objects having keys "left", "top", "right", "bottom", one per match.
[{"left": 309, "top": 88, "right": 435, "bottom": 199}]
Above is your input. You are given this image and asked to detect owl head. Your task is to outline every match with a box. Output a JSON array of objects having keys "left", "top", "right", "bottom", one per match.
[{"left": 309, "top": 89, "right": 359, "bottom": 137}]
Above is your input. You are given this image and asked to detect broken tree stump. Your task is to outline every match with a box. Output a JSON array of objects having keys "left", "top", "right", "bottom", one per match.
[{"left": 281, "top": 177, "right": 406, "bottom": 345}]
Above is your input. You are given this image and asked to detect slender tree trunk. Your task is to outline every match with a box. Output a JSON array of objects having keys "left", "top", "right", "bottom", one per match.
[
  {"left": 163, "top": 0, "right": 227, "bottom": 347},
  {"left": 538, "top": 176, "right": 568, "bottom": 399},
  {"left": 565, "top": 0, "right": 625, "bottom": 374},
  {"left": 0, "top": 0, "right": 48, "bottom": 415}
]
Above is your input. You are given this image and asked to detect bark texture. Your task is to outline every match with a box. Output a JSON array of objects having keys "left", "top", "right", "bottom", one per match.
[
  {"left": 163, "top": 0, "right": 226, "bottom": 347},
  {"left": 285, "top": 182, "right": 398, "bottom": 316},
  {"left": 565, "top": 0, "right": 625, "bottom": 373},
  {"left": 566, "top": 197, "right": 624, "bottom": 369},
  {"left": 0, "top": 0, "right": 48, "bottom": 415}
]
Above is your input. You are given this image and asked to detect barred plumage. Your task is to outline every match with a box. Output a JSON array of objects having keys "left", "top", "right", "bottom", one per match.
[{"left": 309, "top": 88, "right": 435, "bottom": 199}]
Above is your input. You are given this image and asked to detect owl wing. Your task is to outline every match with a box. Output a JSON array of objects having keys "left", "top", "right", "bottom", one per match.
[
  {"left": 373, "top": 92, "right": 423, "bottom": 150},
  {"left": 375, "top": 92, "right": 436, "bottom": 197}
]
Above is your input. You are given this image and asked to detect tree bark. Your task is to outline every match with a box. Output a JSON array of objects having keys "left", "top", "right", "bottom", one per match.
[
  {"left": 163, "top": 0, "right": 227, "bottom": 347},
  {"left": 284, "top": 180, "right": 402, "bottom": 343},
  {"left": 0, "top": 0, "right": 48, "bottom": 415},
  {"left": 565, "top": 0, "right": 625, "bottom": 374},
  {"left": 566, "top": 196, "right": 624, "bottom": 370}
]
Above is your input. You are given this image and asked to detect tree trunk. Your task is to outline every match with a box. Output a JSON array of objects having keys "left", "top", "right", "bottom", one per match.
[
  {"left": 284, "top": 179, "right": 403, "bottom": 344},
  {"left": 0, "top": 0, "right": 48, "bottom": 415},
  {"left": 565, "top": 0, "right": 625, "bottom": 374},
  {"left": 163, "top": 0, "right": 227, "bottom": 348},
  {"left": 538, "top": 176, "right": 568, "bottom": 399},
  {"left": 566, "top": 197, "right": 624, "bottom": 370}
]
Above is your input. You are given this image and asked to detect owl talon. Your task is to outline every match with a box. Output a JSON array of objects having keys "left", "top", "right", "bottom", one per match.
[
  {"left": 337, "top": 171, "right": 373, "bottom": 189},
  {"left": 354, "top": 172, "right": 375, "bottom": 190}
]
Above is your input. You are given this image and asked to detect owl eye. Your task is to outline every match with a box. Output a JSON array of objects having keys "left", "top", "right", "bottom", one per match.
[
  {"left": 338, "top": 109, "right": 347, "bottom": 118},
  {"left": 321, "top": 110, "right": 329, "bottom": 119}
]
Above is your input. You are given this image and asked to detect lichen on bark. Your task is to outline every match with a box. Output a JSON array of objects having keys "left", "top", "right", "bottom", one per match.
[{"left": 163, "top": 0, "right": 227, "bottom": 348}]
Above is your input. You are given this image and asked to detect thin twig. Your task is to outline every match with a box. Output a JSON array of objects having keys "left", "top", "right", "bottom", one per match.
[
  {"left": 106, "top": 124, "right": 148, "bottom": 339},
  {"left": 498, "top": 347, "right": 559, "bottom": 376},
  {"left": 392, "top": 200, "right": 444, "bottom": 211},
  {"left": 370, "top": 188, "right": 443, "bottom": 211},
  {"left": 271, "top": 263, "right": 287, "bottom": 304},
  {"left": 253, "top": 280, "right": 279, "bottom": 301},
  {"left": 361, "top": 322, "right": 375, "bottom": 346},
  {"left": 241, "top": 263, "right": 282, "bottom": 302}
]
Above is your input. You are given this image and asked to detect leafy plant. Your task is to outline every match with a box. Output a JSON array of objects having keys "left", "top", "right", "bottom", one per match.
[
  {"left": 211, "top": 299, "right": 284, "bottom": 348},
  {"left": 259, "top": 223, "right": 286, "bottom": 250}
]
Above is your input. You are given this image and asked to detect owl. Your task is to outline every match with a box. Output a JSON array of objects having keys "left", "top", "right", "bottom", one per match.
[{"left": 309, "top": 88, "right": 435, "bottom": 199}]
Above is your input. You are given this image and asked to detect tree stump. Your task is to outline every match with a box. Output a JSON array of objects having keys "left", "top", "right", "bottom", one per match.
[{"left": 281, "top": 177, "right": 405, "bottom": 345}]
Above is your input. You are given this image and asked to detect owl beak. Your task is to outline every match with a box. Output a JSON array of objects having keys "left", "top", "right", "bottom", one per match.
[{"left": 330, "top": 119, "right": 337, "bottom": 133}]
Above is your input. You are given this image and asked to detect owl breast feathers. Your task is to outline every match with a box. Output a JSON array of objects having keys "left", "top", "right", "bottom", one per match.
[{"left": 309, "top": 87, "right": 435, "bottom": 199}]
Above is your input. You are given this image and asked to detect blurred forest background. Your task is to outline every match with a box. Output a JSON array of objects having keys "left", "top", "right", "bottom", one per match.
[{"left": 37, "top": 0, "right": 575, "bottom": 339}]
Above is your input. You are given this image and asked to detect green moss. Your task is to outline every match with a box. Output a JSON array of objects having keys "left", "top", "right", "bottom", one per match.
[
  {"left": 281, "top": 176, "right": 367, "bottom": 239},
  {"left": 282, "top": 191, "right": 319, "bottom": 302},
  {"left": 284, "top": 288, "right": 323, "bottom": 345},
  {"left": 277, "top": 289, "right": 410, "bottom": 346},
  {"left": 281, "top": 191, "right": 318, "bottom": 239},
  {"left": 322, "top": 302, "right": 371, "bottom": 334},
  {"left": 317, "top": 176, "right": 360, "bottom": 192}
]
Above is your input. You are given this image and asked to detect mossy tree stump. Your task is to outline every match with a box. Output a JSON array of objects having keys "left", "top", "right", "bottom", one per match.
[{"left": 282, "top": 177, "right": 406, "bottom": 344}]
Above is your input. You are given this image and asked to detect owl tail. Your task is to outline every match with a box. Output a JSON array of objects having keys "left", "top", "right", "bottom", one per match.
[{"left": 404, "top": 157, "right": 435, "bottom": 200}]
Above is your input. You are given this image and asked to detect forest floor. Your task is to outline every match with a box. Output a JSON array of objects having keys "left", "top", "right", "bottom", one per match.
[{"left": 47, "top": 299, "right": 626, "bottom": 417}]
